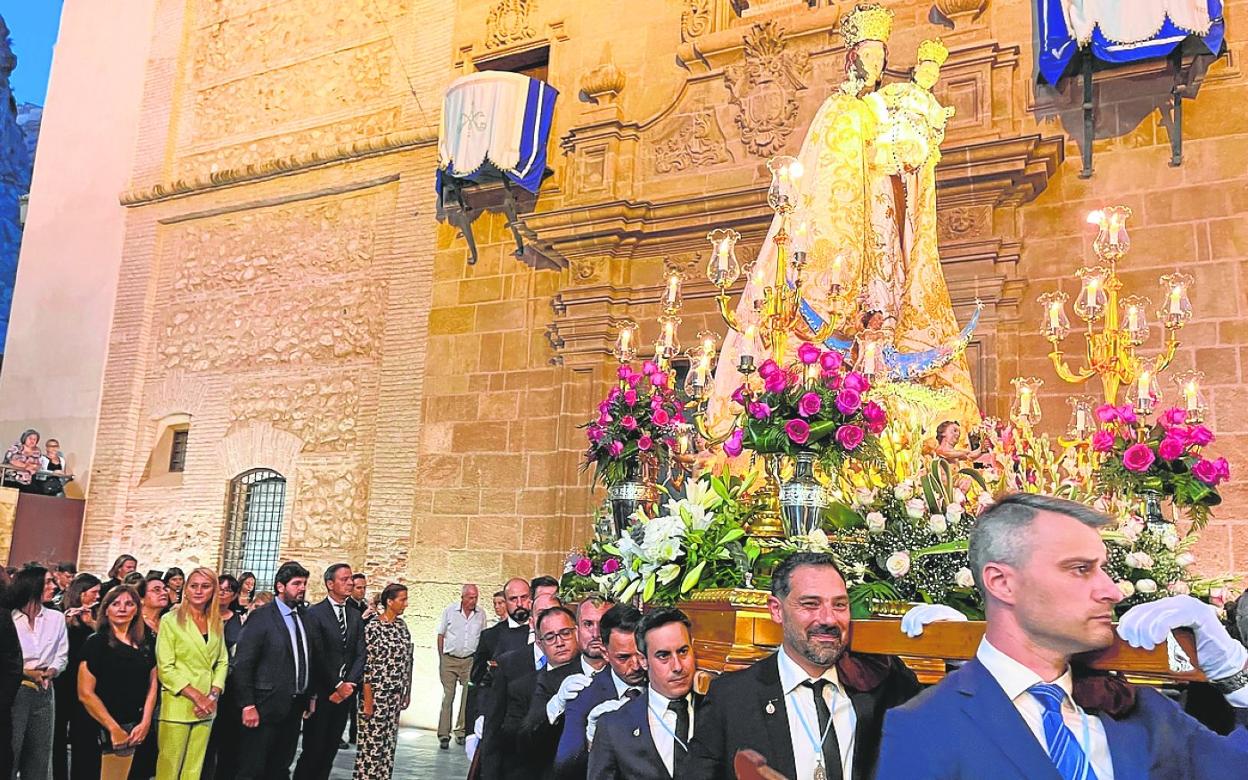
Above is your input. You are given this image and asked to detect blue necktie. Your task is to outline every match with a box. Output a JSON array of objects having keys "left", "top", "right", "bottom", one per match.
[
  {"left": 1027, "top": 683, "right": 1097, "bottom": 780},
  {"left": 536, "top": 653, "right": 547, "bottom": 670}
]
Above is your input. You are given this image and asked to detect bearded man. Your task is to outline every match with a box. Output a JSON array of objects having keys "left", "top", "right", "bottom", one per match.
[{"left": 687, "top": 552, "right": 921, "bottom": 780}]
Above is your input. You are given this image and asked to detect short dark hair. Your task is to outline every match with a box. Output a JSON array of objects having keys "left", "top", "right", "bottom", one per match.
[
  {"left": 936, "top": 420, "right": 959, "bottom": 441},
  {"left": 324, "top": 563, "right": 351, "bottom": 584},
  {"left": 771, "top": 552, "right": 844, "bottom": 599},
  {"left": 530, "top": 575, "right": 559, "bottom": 593},
  {"left": 64, "top": 573, "right": 101, "bottom": 612},
  {"left": 137, "top": 573, "right": 165, "bottom": 598},
  {"left": 275, "top": 561, "right": 310, "bottom": 588},
  {"left": 56, "top": 562, "right": 77, "bottom": 575},
  {"left": 2, "top": 565, "right": 48, "bottom": 610},
  {"left": 379, "top": 583, "right": 407, "bottom": 610},
  {"left": 492, "top": 590, "right": 504, "bottom": 599},
  {"left": 163, "top": 567, "right": 185, "bottom": 583},
  {"left": 599, "top": 603, "right": 642, "bottom": 646},
  {"left": 537, "top": 605, "right": 576, "bottom": 635},
  {"left": 218, "top": 574, "right": 240, "bottom": 592},
  {"left": 635, "top": 606, "right": 692, "bottom": 658},
  {"left": 351, "top": 573, "right": 367, "bottom": 583},
  {"left": 970, "top": 493, "right": 1111, "bottom": 592}
]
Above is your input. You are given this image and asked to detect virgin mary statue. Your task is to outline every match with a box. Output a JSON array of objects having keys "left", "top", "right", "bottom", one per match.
[{"left": 706, "top": 3, "right": 980, "bottom": 436}]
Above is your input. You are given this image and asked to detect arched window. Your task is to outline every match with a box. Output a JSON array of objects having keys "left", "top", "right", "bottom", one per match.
[{"left": 222, "top": 468, "right": 287, "bottom": 588}]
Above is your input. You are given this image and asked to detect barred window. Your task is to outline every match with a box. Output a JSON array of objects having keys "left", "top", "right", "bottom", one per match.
[
  {"left": 222, "top": 469, "right": 287, "bottom": 588},
  {"left": 168, "top": 430, "right": 189, "bottom": 473}
]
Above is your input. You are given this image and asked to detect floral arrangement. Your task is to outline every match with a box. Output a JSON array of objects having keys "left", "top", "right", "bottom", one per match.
[
  {"left": 722, "top": 342, "right": 887, "bottom": 469},
  {"left": 582, "top": 360, "right": 684, "bottom": 487},
  {"left": 560, "top": 538, "right": 624, "bottom": 601},
  {"left": 1102, "top": 511, "right": 1235, "bottom": 613},
  {"left": 1092, "top": 404, "right": 1229, "bottom": 528}
]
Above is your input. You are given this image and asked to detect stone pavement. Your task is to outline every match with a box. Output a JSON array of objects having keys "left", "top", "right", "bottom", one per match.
[{"left": 329, "top": 728, "right": 471, "bottom": 779}]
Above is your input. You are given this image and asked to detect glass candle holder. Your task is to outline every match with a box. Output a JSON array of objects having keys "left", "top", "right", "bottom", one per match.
[
  {"left": 705, "top": 228, "right": 742, "bottom": 289},
  {"left": 655, "top": 315, "right": 682, "bottom": 360},
  {"left": 1038, "top": 291, "right": 1071, "bottom": 341},
  {"left": 662, "top": 269, "right": 683, "bottom": 313},
  {"left": 1120, "top": 295, "right": 1151, "bottom": 347},
  {"left": 1173, "top": 369, "right": 1208, "bottom": 424},
  {"left": 1088, "top": 205, "right": 1132, "bottom": 264},
  {"left": 612, "top": 320, "right": 639, "bottom": 363},
  {"left": 1010, "top": 377, "right": 1044, "bottom": 427},
  {"left": 1158, "top": 271, "right": 1193, "bottom": 330},
  {"left": 1074, "top": 266, "right": 1108, "bottom": 322},
  {"left": 766, "top": 155, "right": 803, "bottom": 213},
  {"left": 1067, "top": 395, "right": 1095, "bottom": 439},
  {"left": 1126, "top": 369, "right": 1161, "bottom": 417}
]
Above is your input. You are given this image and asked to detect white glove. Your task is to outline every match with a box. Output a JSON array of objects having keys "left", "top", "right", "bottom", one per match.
[
  {"left": 1118, "top": 595, "right": 1248, "bottom": 702},
  {"left": 900, "top": 603, "right": 968, "bottom": 638},
  {"left": 585, "top": 697, "right": 627, "bottom": 744},
  {"left": 465, "top": 734, "right": 479, "bottom": 762},
  {"left": 546, "top": 673, "right": 593, "bottom": 724}
]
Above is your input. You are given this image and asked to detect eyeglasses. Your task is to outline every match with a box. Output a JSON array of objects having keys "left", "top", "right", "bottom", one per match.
[{"left": 539, "top": 628, "right": 576, "bottom": 644}]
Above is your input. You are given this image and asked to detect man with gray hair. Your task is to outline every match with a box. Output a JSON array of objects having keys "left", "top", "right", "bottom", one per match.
[
  {"left": 877, "top": 492, "right": 1248, "bottom": 779},
  {"left": 436, "top": 583, "right": 485, "bottom": 749}
]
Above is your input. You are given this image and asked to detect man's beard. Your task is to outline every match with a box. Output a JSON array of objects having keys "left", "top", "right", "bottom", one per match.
[
  {"left": 789, "top": 622, "right": 846, "bottom": 668},
  {"left": 510, "top": 607, "right": 531, "bottom": 624}
]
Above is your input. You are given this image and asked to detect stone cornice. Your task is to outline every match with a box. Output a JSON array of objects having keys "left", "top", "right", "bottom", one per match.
[{"left": 119, "top": 125, "right": 439, "bottom": 207}]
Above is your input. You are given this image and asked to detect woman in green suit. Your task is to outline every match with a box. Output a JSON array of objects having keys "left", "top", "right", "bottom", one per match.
[{"left": 154, "top": 567, "right": 227, "bottom": 779}]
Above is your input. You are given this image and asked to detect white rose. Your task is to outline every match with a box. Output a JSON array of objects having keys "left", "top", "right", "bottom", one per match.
[
  {"left": 1167, "top": 581, "right": 1191, "bottom": 595},
  {"left": 976, "top": 491, "right": 995, "bottom": 511},
  {"left": 866, "top": 511, "right": 886, "bottom": 533},
  {"left": 927, "top": 514, "right": 948, "bottom": 534},
  {"left": 1125, "top": 552, "right": 1154, "bottom": 570},
  {"left": 854, "top": 487, "right": 877, "bottom": 508},
  {"left": 807, "top": 529, "right": 830, "bottom": 549},
  {"left": 1116, "top": 580, "right": 1135, "bottom": 598},
  {"left": 1136, "top": 578, "right": 1158, "bottom": 594},
  {"left": 1161, "top": 530, "right": 1179, "bottom": 551},
  {"left": 945, "top": 503, "right": 964, "bottom": 523},
  {"left": 905, "top": 498, "right": 927, "bottom": 519},
  {"left": 885, "top": 552, "right": 911, "bottom": 578},
  {"left": 954, "top": 567, "right": 975, "bottom": 588},
  {"left": 894, "top": 481, "right": 914, "bottom": 501},
  {"left": 1120, "top": 519, "right": 1143, "bottom": 542},
  {"left": 952, "top": 488, "right": 967, "bottom": 505},
  {"left": 1176, "top": 552, "right": 1196, "bottom": 567}
]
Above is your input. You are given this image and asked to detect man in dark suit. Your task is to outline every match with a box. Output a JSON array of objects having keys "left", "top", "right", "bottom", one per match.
[
  {"left": 553, "top": 603, "right": 646, "bottom": 779},
  {"left": 687, "top": 552, "right": 921, "bottom": 780},
  {"left": 480, "top": 595, "right": 576, "bottom": 780},
  {"left": 468, "top": 576, "right": 534, "bottom": 729},
  {"left": 233, "top": 560, "right": 315, "bottom": 780},
  {"left": 292, "top": 563, "right": 365, "bottom": 780},
  {"left": 518, "top": 598, "right": 612, "bottom": 778},
  {"left": 875, "top": 493, "right": 1248, "bottom": 779},
  {"left": 589, "top": 607, "right": 701, "bottom": 779}
]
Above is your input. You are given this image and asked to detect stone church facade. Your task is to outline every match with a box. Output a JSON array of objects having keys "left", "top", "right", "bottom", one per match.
[{"left": 6, "top": 0, "right": 1248, "bottom": 726}]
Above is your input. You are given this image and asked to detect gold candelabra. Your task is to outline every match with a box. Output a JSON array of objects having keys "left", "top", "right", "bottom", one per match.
[{"left": 1037, "top": 206, "right": 1198, "bottom": 418}]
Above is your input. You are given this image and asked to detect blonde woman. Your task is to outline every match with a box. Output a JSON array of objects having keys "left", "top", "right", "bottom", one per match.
[{"left": 154, "top": 567, "right": 227, "bottom": 779}]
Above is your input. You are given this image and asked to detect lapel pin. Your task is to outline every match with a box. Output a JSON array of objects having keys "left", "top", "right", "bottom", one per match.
[
  {"left": 633, "top": 728, "right": 641, "bottom": 737},
  {"left": 765, "top": 700, "right": 776, "bottom": 715}
]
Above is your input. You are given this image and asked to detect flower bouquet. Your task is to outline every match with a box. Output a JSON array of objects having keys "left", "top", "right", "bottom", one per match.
[
  {"left": 559, "top": 539, "right": 624, "bottom": 602},
  {"left": 1103, "top": 514, "right": 1235, "bottom": 614},
  {"left": 1091, "top": 404, "right": 1229, "bottom": 528},
  {"left": 582, "top": 360, "right": 685, "bottom": 487}
]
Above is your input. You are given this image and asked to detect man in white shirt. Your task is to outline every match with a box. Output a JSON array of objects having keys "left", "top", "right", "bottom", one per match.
[
  {"left": 877, "top": 492, "right": 1248, "bottom": 779},
  {"left": 589, "top": 607, "right": 698, "bottom": 779},
  {"left": 436, "top": 583, "right": 485, "bottom": 748}
]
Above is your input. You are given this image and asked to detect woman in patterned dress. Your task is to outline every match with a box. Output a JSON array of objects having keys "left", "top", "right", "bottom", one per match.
[{"left": 353, "top": 583, "right": 413, "bottom": 780}]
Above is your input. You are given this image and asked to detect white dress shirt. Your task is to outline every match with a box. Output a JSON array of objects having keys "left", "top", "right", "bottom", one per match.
[
  {"left": 12, "top": 607, "right": 69, "bottom": 677},
  {"left": 580, "top": 656, "right": 601, "bottom": 678},
  {"left": 776, "top": 645, "right": 856, "bottom": 779},
  {"left": 645, "top": 686, "right": 694, "bottom": 778},
  {"left": 976, "top": 638, "right": 1115, "bottom": 780},
  {"left": 437, "top": 603, "right": 486, "bottom": 657},
  {"left": 275, "top": 598, "right": 311, "bottom": 693},
  {"left": 609, "top": 668, "right": 643, "bottom": 699}
]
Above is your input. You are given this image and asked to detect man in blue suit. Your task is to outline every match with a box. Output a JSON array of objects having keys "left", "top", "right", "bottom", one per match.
[
  {"left": 876, "top": 493, "right": 1248, "bottom": 779},
  {"left": 551, "top": 603, "right": 647, "bottom": 779}
]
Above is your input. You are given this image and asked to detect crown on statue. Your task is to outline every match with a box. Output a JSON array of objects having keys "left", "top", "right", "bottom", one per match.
[
  {"left": 840, "top": 2, "right": 895, "bottom": 48},
  {"left": 917, "top": 38, "right": 950, "bottom": 66}
]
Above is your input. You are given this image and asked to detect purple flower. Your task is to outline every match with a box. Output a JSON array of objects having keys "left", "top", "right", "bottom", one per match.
[
  {"left": 758, "top": 359, "right": 780, "bottom": 379},
  {"left": 723, "top": 428, "right": 745, "bottom": 457},
  {"left": 1187, "top": 425, "right": 1214, "bottom": 447},
  {"left": 1116, "top": 404, "right": 1138, "bottom": 426},
  {"left": 617, "top": 365, "right": 632, "bottom": 380},
  {"left": 836, "top": 387, "right": 863, "bottom": 415},
  {"left": 798, "top": 392, "right": 822, "bottom": 417},
  {"left": 623, "top": 389, "right": 638, "bottom": 406},
  {"left": 764, "top": 371, "right": 789, "bottom": 394},
  {"left": 1158, "top": 407, "right": 1187, "bottom": 428},
  {"left": 608, "top": 440, "right": 624, "bottom": 457},
  {"left": 673, "top": 410, "right": 686, "bottom": 424},
  {"left": 1095, "top": 404, "right": 1119, "bottom": 424},
  {"left": 621, "top": 415, "right": 638, "bottom": 430},
  {"left": 823, "top": 371, "right": 842, "bottom": 390},
  {"left": 836, "top": 424, "right": 865, "bottom": 450},
  {"left": 588, "top": 426, "right": 604, "bottom": 444},
  {"left": 820, "top": 351, "right": 844, "bottom": 372},
  {"left": 842, "top": 372, "right": 869, "bottom": 392},
  {"left": 626, "top": 372, "right": 641, "bottom": 388},
  {"left": 797, "top": 342, "right": 821, "bottom": 365},
  {"left": 650, "top": 372, "right": 667, "bottom": 388},
  {"left": 597, "top": 412, "right": 612, "bottom": 426},
  {"left": 1122, "top": 443, "right": 1156, "bottom": 473},
  {"left": 785, "top": 419, "right": 811, "bottom": 445},
  {"left": 607, "top": 387, "right": 621, "bottom": 402},
  {"left": 1215, "top": 457, "right": 1231, "bottom": 481},
  {"left": 1157, "top": 436, "right": 1185, "bottom": 461},
  {"left": 638, "top": 435, "right": 653, "bottom": 451},
  {"left": 862, "top": 401, "right": 886, "bottom": 424},
  {"left": 731, "top": 385, "right": 748, "bottom": 405},
  {"left": 1090, "top": 429, "right": 1115, "bottom": 453},
  {"left": 642, "top": 360, "right": 659, "bottom": 376},
  {"left": 1193, "top": 457, "right": 1221, "bottom": 485},
  {"left": 601, "top": 558, "right": 621, "bottom": 575},
  {"left": 653, "top": 409, "right": 671, "bottom": 426},
  {"left": 574, "top": 557, "right": 593, "bottom": 576},
  {"left": 748, "top": 401, "right": 772, "bottom": 420}
]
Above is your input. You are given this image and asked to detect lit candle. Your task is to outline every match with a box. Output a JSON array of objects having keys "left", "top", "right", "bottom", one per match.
[
  {"left": 618, "top": 328, "right": 630, "bottom": 353},
  {"left": 1076, "top": 406, "right": 1088, "bottom": 433},
  {"left": 666, "top": 274, "right": 680, "bottom": 308},
  {"left": 1085, "top": 278, "right": 1100, "bottom": 308},
  {"left": 662, "top": 320, "right": 676, "bottom": 353},
  {"left": 1169, "top": 286, "right": 1183, "bottom": 315},
  {"left": 1019, "top": 386, "right": 1032, "bottom": 416},
  {"left": 1127, "top": 306, "right": 1139, "bottom": 332},
  {"left": 1137, "top": 371, "right": 1151, "bottom": 402},
  {"left": 1184, "top": 381, "right": 1198, "bottom": 411},
  {"left": 1048, "top": 302, "right": 1061, "bottom": 330},
  {"left": 805, "top": 363, "right": 819, "bottom": 387},
  {"left": 831, "top": 255, "right": 844, "bottom": 288},
  {"left": 717, "top": 238, "right": 730, "bottom": 275},
  {"left": 742, "top": 324, "right": 757, "bottom": 357}
]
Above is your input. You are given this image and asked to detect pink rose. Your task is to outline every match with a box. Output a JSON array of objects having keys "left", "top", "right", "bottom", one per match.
[
  {"left": 621, "top": 415, "right": 638, "bottom": 430},
  {"left": 587, "top": 426, "right": 604, "bottom": 444},
  {"left": 797, "top": 342, "right": 821, "bottom": 365},
  {"left": 574, "top": 557, "right": 593, "bottom": 576},
  {"left": 608, "top": 440, "right": 624, "bottom": 457},
  {"left": 1215, "top": 457, "right": 1231, "bottom": 481},
  {"left": 764, "top": 371, "right": 789, "bottom": 394},
  {"left": 617, "top": 365, "right": 632, "bottom": 380},
  {"left": 820, "top": 351, "right": 844, "bottom": 372},
  {"left": 597, "top": 412, "right": 612, "bottom": 426},
  {"left": 1116, "top": 404, "right": 1137, "bottom": 426},
  {"left": 1157, "top": 436, "right": 1185, "bottom": 461},
  {"left": 863, "top": 401, "right": 886, "bottom": 424},
  {"left": 637, "top": 435, "right": 653, "bottom": 451},
  {"left": 1158, "top": 407, "right": 1187, "bottom": 428},
  {"left": 650, "top": 372, "right": 667, "bottom": 388},
  {"left": 748, "top": 401, "right": 772, "bottom": 420},
  {"left": 623, "top": 389, "right": 638, "bottom": 405},
  {"left": 798, "top": 392, "right": 822, "bottom": 417},
  {"left": 758, "top": 359, "right": 780, "bottom": 379},
  {"left": 607, "top": 387, "right": 621, "bottom": 402},
  {"left": 842, "top": 372, "right": 869, "bottom": 392},
  {"left": 836, "top": 387, "right": 862, "bottom": 415},
  {"left": 731, "top": 385, "right": 748, "bottom": 405},
  {"left": 785, "top": 419, "right": 811, "bottom": 445},
  {"left": 601, "top": 558, "right": 621, "bottom": 575},
  {"left": 723, "top": 428, "right": 745, "bottom": 457},
  {"left": 1090, "top": 429, "right": 1115, "bottom": 453},
  {"left": 1095, "top": 404, "right": 1119, "bottom": 424},
  {"left": 642, "top": 360, "right": 659, "bottom": 376},
  {"left": 836, "top": 424, "right": 865, "bottom": 450},
  {"left": 653, "top": 409, "right": 672, "bottom": 426},
  {"left": 673, "top": 411, "right": 686, "bottom": 424},
  {"left": 1192, "top": 457, "right": 1221, "bottom": 485},
  {"left": 1186, "top": 425, "right": 1214, "bottom": 447},
  {"left": 823, "top": 371, "right": 842, "bottom": 390},
  {"left": 1121, "top": 443, "right": 1156, "bottom": 473}
]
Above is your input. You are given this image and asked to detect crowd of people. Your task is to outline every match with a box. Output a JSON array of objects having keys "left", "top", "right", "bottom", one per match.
[
  {"left": 1, "top": 555, "right": 412, "bottom": 780},
  {"left": 1, "top": 429, "right": 74, "bottom": 496}
]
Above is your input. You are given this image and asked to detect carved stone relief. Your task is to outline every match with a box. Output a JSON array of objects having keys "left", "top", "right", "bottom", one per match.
[
  {"left": 169, "top": 191, "right": 381, "bottom": 295},
  {"left": 157, "top": 282, "right": 386, "bottom": 372},
  {"left": 289, "top": 466, "right": 370, "bottom": 551},
  {"left": 724, "top": 21, "right": 811, "bottom": 158},
  {"left": 485, "top": 0, "right": 537, "bottom": 49},
  {"left": 681, "top": 0, "right": 713, "bottom": 41},
  {"left": 937, "top": 205, "right": 992, "bottom": 241},
  {"left": 651, "top": 111, "right": 733, "bottom": 174},
  {"left": 230, "top": 376, "right": 361, "bottom": 452}
]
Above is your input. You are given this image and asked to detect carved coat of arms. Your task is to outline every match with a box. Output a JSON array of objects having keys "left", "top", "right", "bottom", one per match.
[{"left": 724, "top": 20, "right": 811, "bottom": 158}]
